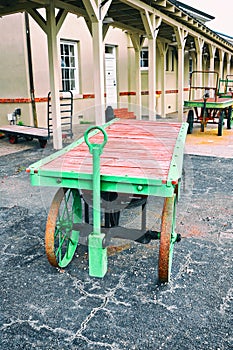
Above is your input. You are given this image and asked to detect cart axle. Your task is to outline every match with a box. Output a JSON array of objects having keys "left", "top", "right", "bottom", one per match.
[
  {"left": 126, "top": 230, "right": 181, "bottom": 245},
  {"left": 135, "top": 230, "right": 160, "bottom": 244},
  {"left": 72, "top": 223, "right": 182, "bottom": 247}
]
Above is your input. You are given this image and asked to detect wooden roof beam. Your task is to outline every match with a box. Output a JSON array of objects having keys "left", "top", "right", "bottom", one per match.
[
  {"left": 113, "top": 21, "right": 145, "bottom": 35},
  {"left": 81, "top": 0, "right": 113, "bottom": 22},
  {"left": 55, "top": 8, "right": 68, "bottom": 32},
  {"left": 54, "top": 0, "right": 86, "bottom": 17},
  {"left": 30, "top": 0, "right": 49, "bottom": 4},
  {"left": 182, "top": 15, "right": 189, "bottom": 21},
  {"left": 0, "top": 2, "right": 42, "bottom": 16},
  {"left": 27, "top": 8, "right": 47, "bottom": 32},
  {"left": 141, "top": 10, "right": 162, "bottom": 39},
  {"left": 120, "top": 0, "right": 155, "bottom": 14},
  {"left": 173, "top": 10, "right": 182, "bottom": 17},
  {"left": 27, "top": 6, "right": 68, "bottom": 34},
  {"left": 156, "top": 5, "right": 232, "bottom": 51},
  {"left": 165, "top": 5, "right": 175, "bottom": 13},
  {"left": 155, "top": 0, "right": 166, "bottom": 7},
  {"left": 141, "top": 10, "right": 155, "bottom": 39},
  {"left": 101, "top": 0, "right": 112, "bottom": 19},
  {"left": 187, "top": 18, "right": 194, "bottom": 25},
  {"left": 82, "top": 0, "right": 99, "bottom": 22},
  {"left": 130, "top": 33, "right": 145, "bottom": 51}
]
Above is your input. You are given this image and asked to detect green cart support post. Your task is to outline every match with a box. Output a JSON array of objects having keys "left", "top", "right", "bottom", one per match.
[{"left": 84, "top": 126, "right": 108, "bottom": 278}]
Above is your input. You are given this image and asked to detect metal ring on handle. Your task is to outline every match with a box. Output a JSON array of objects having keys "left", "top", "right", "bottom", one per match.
[{"left": 84, "top": 126, "right": 108, "bottom": 154}]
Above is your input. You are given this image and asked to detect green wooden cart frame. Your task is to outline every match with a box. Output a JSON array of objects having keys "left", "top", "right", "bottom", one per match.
[{"left": 27, "top": 119, "right": 188, "bottom": 283}]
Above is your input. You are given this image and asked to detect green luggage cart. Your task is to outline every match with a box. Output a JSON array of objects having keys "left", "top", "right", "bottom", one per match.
[
  {"left": 27, "top": 119, "right": 188, "bottom": 283},
  {"left": 184, "top": 71, "right": 233, "bottom": 135}
]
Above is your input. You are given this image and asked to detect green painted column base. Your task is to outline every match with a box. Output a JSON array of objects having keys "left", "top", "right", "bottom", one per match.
[{"left": 88, "top": 233, "right": 107, "bottom": 277}]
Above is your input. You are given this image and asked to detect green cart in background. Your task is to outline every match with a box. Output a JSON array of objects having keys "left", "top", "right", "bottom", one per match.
[
  {"left": 218, "top": 74, "right": 233, "bottom": 98},
  {"left": 184, "top": 71, "right": 233, "bottom": 135}
]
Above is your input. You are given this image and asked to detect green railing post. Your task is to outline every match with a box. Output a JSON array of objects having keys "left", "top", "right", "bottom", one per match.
[{"left": 84, "top": 126, "right": 108, "bottom": 277}]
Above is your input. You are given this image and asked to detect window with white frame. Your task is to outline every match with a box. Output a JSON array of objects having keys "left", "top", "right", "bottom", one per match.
[
  {"left": 60, "top": 41, "right": 79, "bottom": 92},
  {"left": 140, "top": 48, "right": 149, "bottom": 69}
]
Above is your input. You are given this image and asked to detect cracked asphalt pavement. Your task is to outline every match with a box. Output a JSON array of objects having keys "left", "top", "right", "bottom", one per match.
[{"left": 0, "top": 129, "right": 232, "bottom": 350}]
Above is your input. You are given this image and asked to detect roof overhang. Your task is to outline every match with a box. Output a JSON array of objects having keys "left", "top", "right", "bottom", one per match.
[{"left": 0, "top": 0, "right": 232, "bottom": 53}]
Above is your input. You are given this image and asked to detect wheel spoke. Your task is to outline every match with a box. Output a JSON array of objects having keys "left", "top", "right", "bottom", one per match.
[
  {"left": 55, "top": 233, "right": 67, "bottom": 258},
  {"left": 67, "top": 235, "right": 76, "bottom": 245},
  {"left": 60, "top": 190, "right": 72, "bottom": 222},
  {"left": 66, "top": 239, "right": 73, "bottom": 259},
  {"left": 54, "top": 227, "right": 60, "bottom": 238}
]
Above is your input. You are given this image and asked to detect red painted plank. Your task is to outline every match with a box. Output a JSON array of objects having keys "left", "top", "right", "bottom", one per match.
[
  {"left": 41, "top": 120, "right": 183, "bottom": 181},
  {"left": 42, "top": 163, "right": 169, "bottom": 179},
  {"left": 188, "top": 97, "right": 233, "bottom": 104}
]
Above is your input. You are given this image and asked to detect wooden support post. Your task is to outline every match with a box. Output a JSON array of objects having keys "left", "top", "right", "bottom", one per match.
[
  {"left": 130, "top": 34, "right": 143, "bottom": 119},
  {"left": 195, "top": 37, "right": 204, "bottom": 99},
  {"left": 175, "top": 27, "right": 187, "bottom": 122},
  {"left": 46, "top": 2, "right": 62, "bottom": 150},
  {"left": 92, "top": 21, "right": 105, "bottom": 125},
  {"left": 157, "top": 40, "right": 168, "bottom": 118}
]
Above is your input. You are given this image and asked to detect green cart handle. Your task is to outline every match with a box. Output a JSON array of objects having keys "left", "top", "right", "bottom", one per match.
[
  {"left": 84, "top": 124, "right": 108, "bottom": 235},
  {"left": 84, "top": 126, "right": 108, "bottom": 155},
  {"left": 84, "top": 125, "right": 109, "bottom": 277}
]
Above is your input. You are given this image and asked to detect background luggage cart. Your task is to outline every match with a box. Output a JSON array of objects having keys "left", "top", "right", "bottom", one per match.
[
  {"left": 0, "top": 90, "right": 73, "bottom": 147},
  {"left": 218, "top": 75, "right": 233, "bottom": 98},
  {"left": 184, "top": 71, "right": 233, "bottom": 135}
]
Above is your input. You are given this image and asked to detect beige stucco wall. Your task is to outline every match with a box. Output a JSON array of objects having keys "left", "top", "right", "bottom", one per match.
[
  {"left": 1, "top": 12, "right": 232, "bottom": 129},
  {"left": 0, "top": 12, "right": 204, "bottom": 127},
  {"left": 0, "top": 13, "right": 32, "bottom": 126},
  {"left": 29, "top": 16, "right": 50, "bottom": 97},
  {"left": 21, "top": 13, "right": 97, "bottom": 126}
]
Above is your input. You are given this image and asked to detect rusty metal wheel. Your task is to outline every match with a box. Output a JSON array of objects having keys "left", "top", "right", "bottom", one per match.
[
  {"left": 39, "top": 139, "right": 47, "bottom": 148},
  {"left": 218, "top": 110, "right": 224, "bottom": 136},
  {"left": 227, "top": 106, "right": 232, "bottom": 129},
  {"left": 45, "top": 188, "right": 82, "bottom": 268},
  {"left": 187, "top": 110, "right": 194, "bottom": 134},
  {"left": 9, "top": 134, "right": 18, "bottom": 144},
  {"left": 158, "top": 194, "right": 177, "bottom": 283}
]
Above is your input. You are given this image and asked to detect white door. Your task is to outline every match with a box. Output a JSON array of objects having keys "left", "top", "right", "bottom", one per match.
[{"left": 105, "top": 46, "right": 117, "bottom": 107}]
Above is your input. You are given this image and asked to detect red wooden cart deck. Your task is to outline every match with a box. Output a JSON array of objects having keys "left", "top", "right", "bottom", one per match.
[
  {"left": 38, "top": 120, "right": 186, "bottom": 181},
  {"left": 188, "top": 97, "right": 231, "bottom": 103},
  {"left": 184, "top": 96, "right": 233, "bottom": 108}
]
